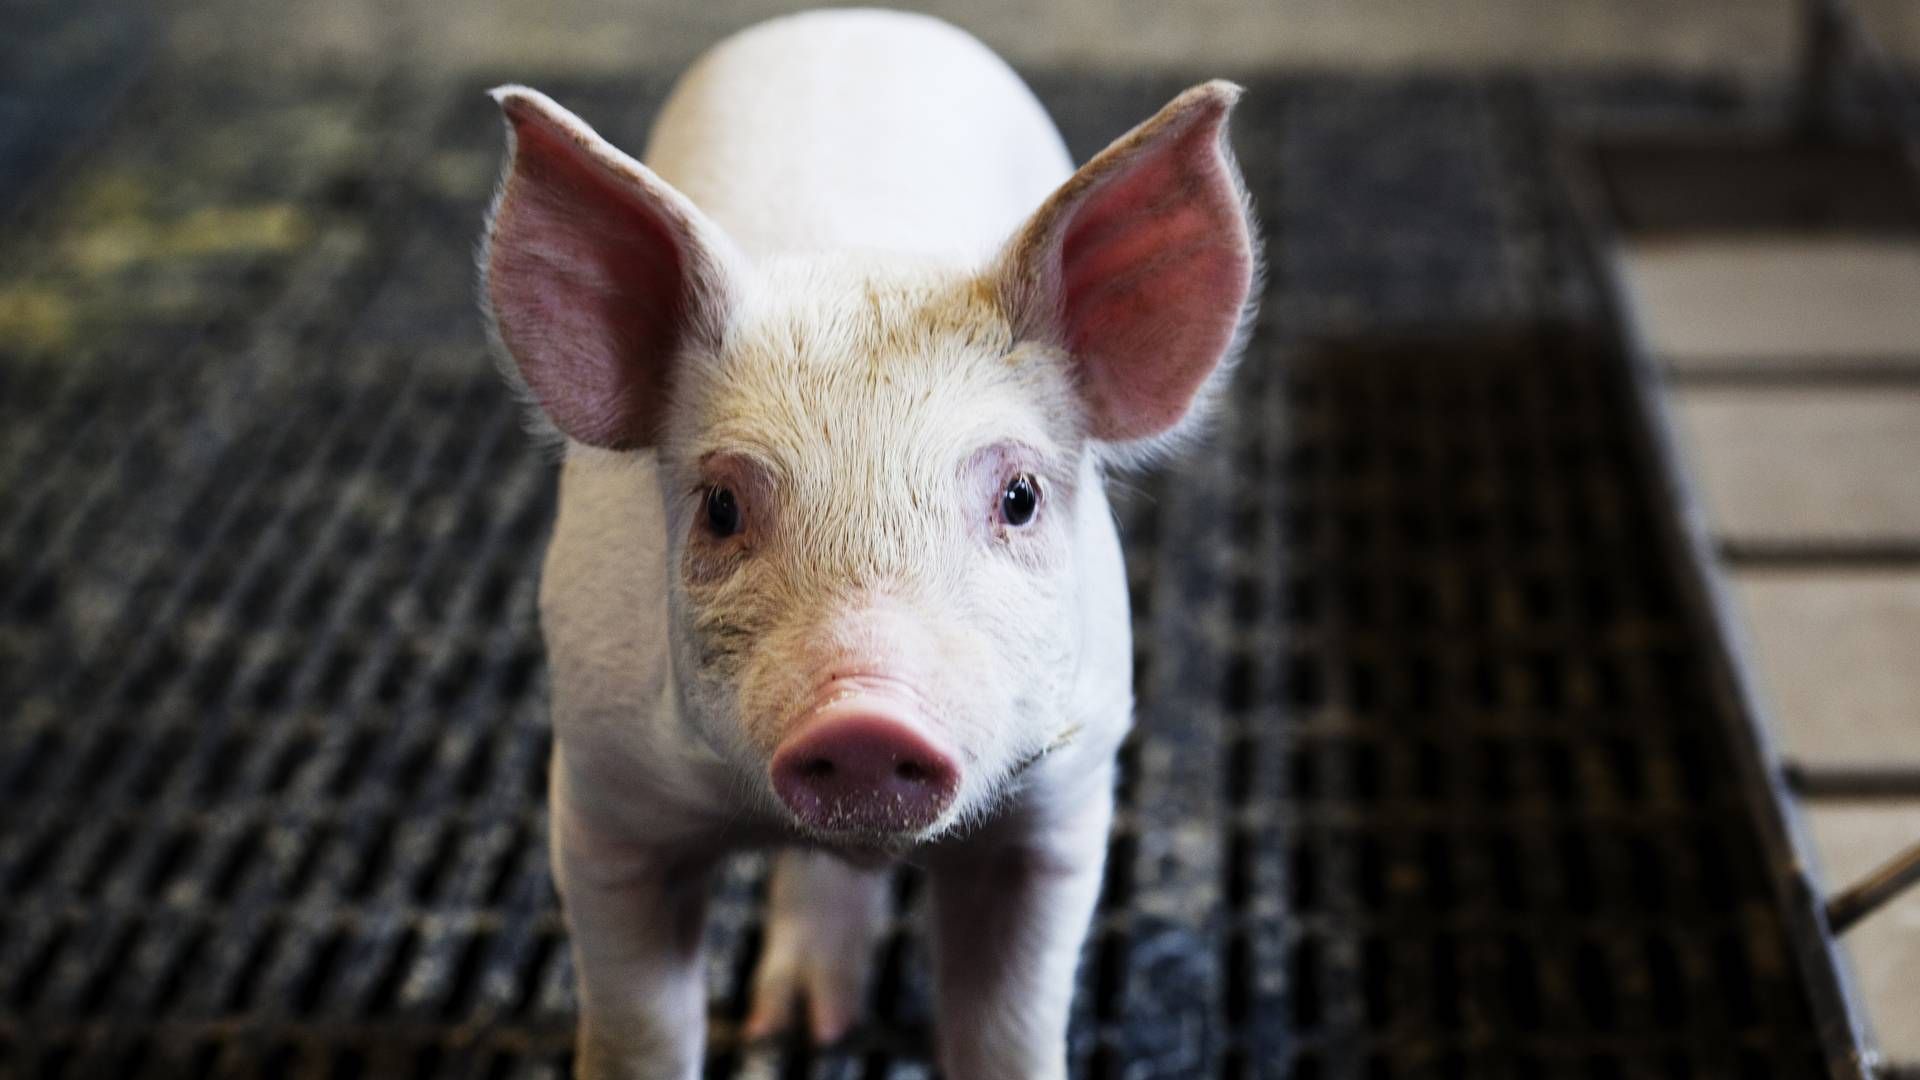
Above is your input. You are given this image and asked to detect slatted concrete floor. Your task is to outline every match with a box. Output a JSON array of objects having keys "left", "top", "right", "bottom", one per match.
[{"left": 0, "top": 66, "right": 1868, "bottom": 1079}]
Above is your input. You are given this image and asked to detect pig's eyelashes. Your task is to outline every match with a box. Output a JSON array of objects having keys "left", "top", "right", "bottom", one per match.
[
  {"left": 999, "top": 473, "right": 1040, "bottom": 528},
  {"left": 704, "top": 485, "right": 744, "bottom": 538}
]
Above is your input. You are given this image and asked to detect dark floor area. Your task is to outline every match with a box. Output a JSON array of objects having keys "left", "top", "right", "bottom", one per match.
[{"left": 0, "top": 57, "right": 1864, "bottom": 1080}]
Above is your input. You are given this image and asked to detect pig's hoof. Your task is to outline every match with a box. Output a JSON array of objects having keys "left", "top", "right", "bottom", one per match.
[
  {"left": 746, "top": 852, "right": 888, "bottom": 1047},
  {"left": 742, "top": 945, "right": 865, "bottom": 1046}
]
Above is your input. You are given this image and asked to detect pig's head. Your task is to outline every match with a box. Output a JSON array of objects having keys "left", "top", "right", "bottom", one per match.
[{"left": 482, "top": 83, "right": 1256, "bottom": 847}]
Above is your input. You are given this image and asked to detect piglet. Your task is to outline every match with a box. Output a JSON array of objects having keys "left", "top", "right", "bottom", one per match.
[{"left": 479, "top": 9, "right": 1256, "bottom": 1078}]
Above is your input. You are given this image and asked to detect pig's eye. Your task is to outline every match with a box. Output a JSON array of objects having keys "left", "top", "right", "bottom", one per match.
[
  {"left": 704, "top": 486, "right": 742, "bottom": 538},
  {"left": 1000, "top": 474, "right": 1039, "bottom": 527}
]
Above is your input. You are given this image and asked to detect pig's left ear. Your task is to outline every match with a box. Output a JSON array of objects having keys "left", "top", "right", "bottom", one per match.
[
  {"left": 481, "top": 85, "right": 740, "bottom": 450},
  {"left": 997, "top": 80, "right": 1258, "bottom": 451}
]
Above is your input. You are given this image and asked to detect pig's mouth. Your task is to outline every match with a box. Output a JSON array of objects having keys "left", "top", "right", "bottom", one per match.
[{"left": 768, "top": 675, "right": 963, "bottom": 842}]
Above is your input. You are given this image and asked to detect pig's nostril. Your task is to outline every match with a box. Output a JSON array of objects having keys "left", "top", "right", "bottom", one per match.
[{"left": 771, "top": 714, "right": 959, "bottom": 833}]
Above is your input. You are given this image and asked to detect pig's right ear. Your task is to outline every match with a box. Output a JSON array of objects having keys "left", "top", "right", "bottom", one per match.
[
  {"left": 481, "top": 86, "right": 739, "bottom": 450},
  {"left": 996, "top": 81, "right": 1258, "bottom": 458}
]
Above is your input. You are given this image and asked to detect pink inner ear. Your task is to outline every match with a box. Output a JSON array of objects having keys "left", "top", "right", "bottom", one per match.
[
  {"left": 1040, "top": 91, "right": 1255, "bottom": 443},
  {"left": 487, "top": 96, "right": 697, "bottom": 449}
]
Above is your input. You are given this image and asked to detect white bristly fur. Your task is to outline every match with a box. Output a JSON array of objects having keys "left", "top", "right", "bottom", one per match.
[{"left": 486, "top": 10, "right": 1254, "bottom": 1079}]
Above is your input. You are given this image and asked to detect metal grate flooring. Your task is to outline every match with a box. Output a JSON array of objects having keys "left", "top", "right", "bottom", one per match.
[{"left": 0, "top": 67, "right": 1844, "bottom": 1078}]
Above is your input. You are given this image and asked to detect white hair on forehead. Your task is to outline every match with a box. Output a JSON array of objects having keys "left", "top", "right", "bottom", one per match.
[{"left": 668, "top": 252, "right": 1085, "bottom": 485}]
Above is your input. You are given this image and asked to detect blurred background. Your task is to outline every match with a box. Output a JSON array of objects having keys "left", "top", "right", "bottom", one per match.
[
  {"left": 4, "top": 1, "right": 1919, "bottom": 1077},
  {"left": 146, "top": 0, "right": 1920, "bottom": 77}
]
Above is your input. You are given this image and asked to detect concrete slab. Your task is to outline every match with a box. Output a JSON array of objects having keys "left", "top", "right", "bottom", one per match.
[
  {"left": 1672, "top": 389, "right": 1920, "bottom": 543},
  {"left": 1733, "top": 570, "right": 1920, "bottom": 768},
  {"left": 1622, "top": 239, "right": 1920, "bottom": 369},
  {"left": 1806, "top": 804, "right": 1920, "bottom": 1065}
]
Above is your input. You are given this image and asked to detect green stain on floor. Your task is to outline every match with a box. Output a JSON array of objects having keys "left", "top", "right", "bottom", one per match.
[
  {"left": 64, "top": 203, "right": 314, "bottom": 274},
  {"left": 0, "top": 169, "right": 326, "bottom": 353},
  {"left": 0, "top": 287, "right": 78, "bottom": 352}
]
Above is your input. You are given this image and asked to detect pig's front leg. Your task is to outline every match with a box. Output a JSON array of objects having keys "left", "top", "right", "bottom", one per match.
[
  {"left": 744, "top": 850, "right": 891, "bottom": 1043},
  {"left": 926, "top": 769, "right": 1114, "bottom": 1080},
  {"left": 551, "top": 791, "right": 715, "bottom": 1080}
]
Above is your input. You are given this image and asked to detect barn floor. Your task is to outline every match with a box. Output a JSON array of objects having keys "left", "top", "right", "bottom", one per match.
[{"left": 0, "top": 25, "right": 1883, "bottom": 1080}]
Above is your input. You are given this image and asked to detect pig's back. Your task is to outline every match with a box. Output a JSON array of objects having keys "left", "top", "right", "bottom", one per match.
[{"left": 642, "top": 10, "right": 1072, "bottom": 260}]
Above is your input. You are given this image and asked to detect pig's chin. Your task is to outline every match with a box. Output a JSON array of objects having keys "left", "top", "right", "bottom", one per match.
[{"left": 791, "top": 821, "right": 945, "bottom": 863}]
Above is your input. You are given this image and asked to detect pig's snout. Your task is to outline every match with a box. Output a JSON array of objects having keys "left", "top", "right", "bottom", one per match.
[
  {"left": 772, "top": 718, "right": 957, "bottom": 832},
  {"left": 771, "top": 680, "right": 959, "bottom": 835}
]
